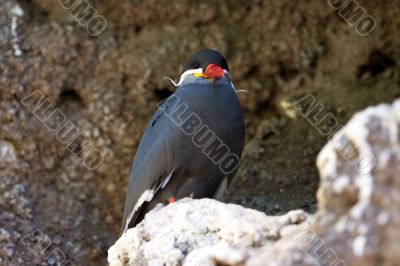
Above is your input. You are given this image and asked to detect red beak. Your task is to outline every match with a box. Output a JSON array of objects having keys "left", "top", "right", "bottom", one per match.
[{"left": 204, "top": 64, "right": 225, "bottom": 79}]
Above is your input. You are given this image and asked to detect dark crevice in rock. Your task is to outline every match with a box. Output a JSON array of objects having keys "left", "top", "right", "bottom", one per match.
[
  {"left": 357, "top": 50, "right": 396, "bottom": 79},
  {"left": 121, "top": 74, "right": 128, "bottom": 85},
  {"left": 20, "top": 0, "right": 50, "bottom": 25},
  {"left": 57, "top": 88, "right": 85, "bottom": 122},
  {"left": 58, "top": 88, "right": 84, "bottom": 108},
  {"left": 133, "top": 25, "right": 142, "bottom": 34},
  {"left": 277, "top": 60, "right": 300, "bottom": 81}
]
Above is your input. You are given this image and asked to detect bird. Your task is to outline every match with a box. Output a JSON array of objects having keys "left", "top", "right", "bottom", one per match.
[{"left": 121, "top": 49, "right": 245, "bottom": 234}]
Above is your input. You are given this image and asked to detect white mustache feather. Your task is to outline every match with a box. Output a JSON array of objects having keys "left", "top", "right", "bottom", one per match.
[
  {"left": 165, "top": 68, "right": 249, "bottom": 94},
  {"left": 165, "top": 68, "right": 203, "bottom": 87}
]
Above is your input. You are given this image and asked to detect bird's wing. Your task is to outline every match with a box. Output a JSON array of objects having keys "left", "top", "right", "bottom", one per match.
[{"left": 121, "top": 102, "right": 178, "bottom": 234}]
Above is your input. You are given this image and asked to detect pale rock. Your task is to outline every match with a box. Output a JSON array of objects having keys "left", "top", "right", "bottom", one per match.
[{"left": 108, "top": 198, "right": 308, "bottom": 266}]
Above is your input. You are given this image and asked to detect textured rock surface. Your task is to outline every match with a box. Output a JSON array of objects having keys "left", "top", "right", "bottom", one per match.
[
  {"left": 314, "top": 99, "right": 400, "bottom": 265},
  {"left": 108, "top": 198, "right": 312, "bottom": 266},
  {"left": 0, "top": 0, "right": 399, "bottom": 264}
]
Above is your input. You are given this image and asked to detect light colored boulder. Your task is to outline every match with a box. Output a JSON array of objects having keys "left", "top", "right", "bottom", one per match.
[
  {"left": 108, "top": 198, "right": 310, "bottom": 266},
  {"left": 315, "top": 99, "right": 400, "bottom": 265}
]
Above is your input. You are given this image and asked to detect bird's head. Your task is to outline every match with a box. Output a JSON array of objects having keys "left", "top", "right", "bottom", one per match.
[
  {"left": 166, "top": 49, "right": 230, "bottom": 87},
  {"left": 183, "top": 49, "right": 229, "bottom": 80}
]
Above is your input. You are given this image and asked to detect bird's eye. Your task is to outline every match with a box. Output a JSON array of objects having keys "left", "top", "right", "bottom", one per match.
[{"left": 193, "top": 62, "right": 200, "bottom": 69}]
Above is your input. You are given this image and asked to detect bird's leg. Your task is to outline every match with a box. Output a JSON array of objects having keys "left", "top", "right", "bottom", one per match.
[{"left": 168, "top": 196, "right": 175, "bottom": 204}]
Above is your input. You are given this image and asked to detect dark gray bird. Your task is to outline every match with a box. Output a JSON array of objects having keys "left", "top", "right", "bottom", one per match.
[{"left": 121, "top": 49, "right": 245, "bottom": 234}]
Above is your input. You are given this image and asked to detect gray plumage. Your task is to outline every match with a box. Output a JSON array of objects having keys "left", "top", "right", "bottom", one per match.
[{"left": 121, "top": 51, "right": 244, "bottom": 234}]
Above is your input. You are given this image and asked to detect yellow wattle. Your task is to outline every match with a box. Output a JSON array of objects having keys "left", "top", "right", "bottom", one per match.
[{"left": 193, "top": 73, "right": 204, "bottom": 77}]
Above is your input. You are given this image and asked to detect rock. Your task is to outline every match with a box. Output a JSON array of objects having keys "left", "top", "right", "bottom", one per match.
[
  {"left": 255, "top": 118, "right": 286, "bottom": 140},
  {"left": 108, "top": 198, "right": 309, "bottom": 266},
  {"left": 314, "top": 99, "right": 400, "bottom": 265},
  {"left": 0, "top": 140, "right": 17, "bottom": 162}
]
